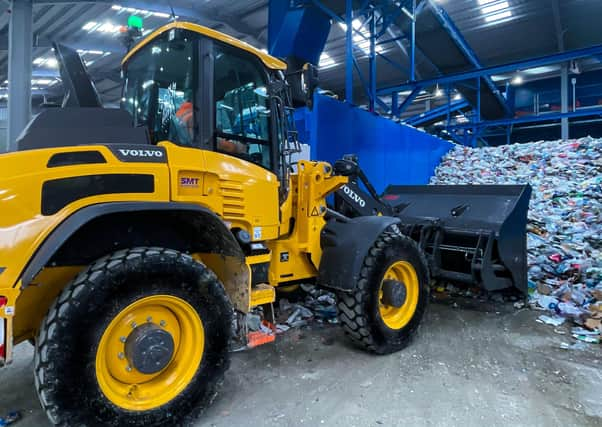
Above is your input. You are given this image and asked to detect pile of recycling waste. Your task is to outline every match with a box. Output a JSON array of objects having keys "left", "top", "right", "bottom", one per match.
[{"left": 430, "top": 137, "right": 602, "bottom": 344}]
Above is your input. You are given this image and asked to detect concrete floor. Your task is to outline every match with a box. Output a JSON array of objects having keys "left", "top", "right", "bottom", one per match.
[{"left": 1, "top": 300, "right": 600, "bottom": 427}]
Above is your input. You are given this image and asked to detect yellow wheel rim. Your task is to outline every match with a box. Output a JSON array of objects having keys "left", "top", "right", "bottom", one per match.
[
  {"left": 95, "top": 295, "right": 204, "bottom": 411},
  {"left": 378, "top": 261, "right": 419, "bottom": 330}
]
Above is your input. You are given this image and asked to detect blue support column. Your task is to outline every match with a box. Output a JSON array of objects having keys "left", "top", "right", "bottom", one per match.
[
  {"left": 561, "top": 62, "right": 569, "bottom": 140},
  {"left": 7, "top": 0, "right": 33, "bottom": 151},
  {"left": 345, "top": 0, "right": 353, "bottom": 104},
  {"left": 410, "top": 0, "right": 416, "bottom": 81},
  {"left": 391, "top": 91, "right": 399, "bottom": 117},
  {"left": 369, "top": 9, "right": 376, "bottom": 112}
]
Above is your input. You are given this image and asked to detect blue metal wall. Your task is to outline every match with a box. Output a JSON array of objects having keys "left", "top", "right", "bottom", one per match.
[{"left": 295, "top": 94, "right": 453, "bottom": 192}]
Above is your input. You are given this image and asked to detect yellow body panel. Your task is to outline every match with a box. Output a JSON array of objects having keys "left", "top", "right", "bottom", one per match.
[
  {"left": 121, "top": 21, "right": 287, "bottom": 70},
  {"left": 13, "top": 267, "right": 83, "bottom": 342},
  {"left": 267, "top": 161, "right": 347, "bottom": 285},
  {"left": 0, "top": 145, "right": 170, "bottom": 291},
  {"left": 165, "top": 143, "right": 281, "bottom": 242}
]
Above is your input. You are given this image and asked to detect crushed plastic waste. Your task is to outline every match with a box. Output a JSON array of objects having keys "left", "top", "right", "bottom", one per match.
[
  {"left": 277, "top": 285, "right": 339, "bottom": 330},
  {"left": 537, "top": 314, "right": 565, "bottom": 327},
  {"left": 232, "top": 285, "right": 339, "bottom": 351},
  {"left": 0, "top": 411, "right": 20, "bottom": 427},
  {"left": 431, "top": 137, "right": 602, "bottom": 346}
]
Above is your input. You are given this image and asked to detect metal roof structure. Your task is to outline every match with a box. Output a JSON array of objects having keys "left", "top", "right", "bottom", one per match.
[{"left": 1, "top": 0, "right": 602, "bottom": 109}]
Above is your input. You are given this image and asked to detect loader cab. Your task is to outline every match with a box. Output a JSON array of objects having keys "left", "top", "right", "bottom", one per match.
[{"left": 121, "top": 26, "right": 292, "bottom": 180}]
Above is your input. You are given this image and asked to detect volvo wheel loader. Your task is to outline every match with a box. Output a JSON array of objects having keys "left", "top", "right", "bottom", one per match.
[{"left": 0, "top": 22, "right": 430, "bottom": 426}]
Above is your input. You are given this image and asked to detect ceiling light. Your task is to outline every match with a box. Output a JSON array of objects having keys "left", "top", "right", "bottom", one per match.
[
  {"left": 453, "top": 93, "right": 462, "bottom": 101},
  {"left": 435, "top": 87, "right": 443, "bottom": 97},
  {"left": 82, "top": 21, "right": 98, "bottom": 31},
  {"left": 485, "top": 10, "right": 512, "bottom": 22},
  {"left": 481, "top": 1, "right": 509, "bottom": 14},
  {"left": 113, "top": 4, "right": 172, "bottom": 19},
  {"left": 511, "top": 75, "right": 523, "bottom": 85},
  {"left": 523, "top": 65, "right": 559, "bottom": 75},
  {"left": 33, "top": 79, "right": 53, "bottom": 85}
]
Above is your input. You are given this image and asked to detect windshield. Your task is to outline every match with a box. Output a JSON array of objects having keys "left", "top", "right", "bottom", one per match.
[{"left": 122, "top": 31, "right": 196, "bottom": 146}]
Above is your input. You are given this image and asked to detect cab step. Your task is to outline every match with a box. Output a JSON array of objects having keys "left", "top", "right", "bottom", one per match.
[{"left": 250, "top": 283, "right": 276, "bottom": 307}]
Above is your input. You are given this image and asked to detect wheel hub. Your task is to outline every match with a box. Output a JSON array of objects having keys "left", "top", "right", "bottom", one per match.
[
  {"left": 125, "top": 323, "right": 175, "bottom": 375},
  {"left": 381, "top": 279, "right": 407, "bottom": 308}
]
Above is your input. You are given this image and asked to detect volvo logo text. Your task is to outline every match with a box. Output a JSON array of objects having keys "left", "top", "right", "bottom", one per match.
[
  {"left": 342, "top": 185, "right": 366, "bottom": 207},
  {"left": 118, "top": 149, "right": 164, "bottom": 158}
]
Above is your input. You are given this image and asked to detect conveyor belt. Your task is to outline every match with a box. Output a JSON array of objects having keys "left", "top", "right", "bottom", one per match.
[{"left": 405, "top": 100, "right": 470, "bottom": 127}]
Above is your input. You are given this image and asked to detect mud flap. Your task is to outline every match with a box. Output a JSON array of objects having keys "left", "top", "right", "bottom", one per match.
[{"left": 318, "top": 216, "right": 401, "bottom": 292}]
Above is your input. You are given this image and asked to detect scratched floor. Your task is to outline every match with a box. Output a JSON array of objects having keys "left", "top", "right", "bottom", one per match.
[{"left": 1, "top": 299, "right": 600, "bottom": 427}]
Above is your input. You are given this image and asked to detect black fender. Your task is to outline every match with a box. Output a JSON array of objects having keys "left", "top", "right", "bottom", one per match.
[
  {"left": 19, "top": 202, "right": 244, "bottom": 289},
  {"left": 318, "top": 216, "right": 401, "bottom": 292}
]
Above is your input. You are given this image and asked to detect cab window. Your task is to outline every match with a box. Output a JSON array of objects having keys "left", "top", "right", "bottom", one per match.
[
  {"left": 122, "top": 31, "right": 196, "bottom": 146},
  {"left": 214, "top": 43, "right": 272, "bottom": 169}
]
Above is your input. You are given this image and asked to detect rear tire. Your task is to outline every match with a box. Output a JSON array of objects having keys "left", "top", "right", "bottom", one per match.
[
  {"left": 337, "top": 225, "right": 429, "bottom": 354},
  {"left": 34, "top": 247, "right": 233, "bottom": 426}
]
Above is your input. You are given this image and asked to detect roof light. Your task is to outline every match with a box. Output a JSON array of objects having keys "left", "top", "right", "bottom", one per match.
[
  {"left": 481, "top": 1, "right": 509, "bottom": 14},
  {"left": 484, "top": 10, "right": 512, "bottom": 22},
  {"left": 338, "top": 19, "right": 383, "bottom": 55},
  {"left": 46, "top": 58, "right": 58, "bottom": 68},
  {"left": 453, "top": 93, "right": 462, "bottom": 101},
  {"left": 337, "top": 19, "right": 363, "bottom": 32},
  {"left": 319, "top": 53, "right": 337, "bottom": 69},
  {"left": 511, "top": 75, "right": 523, "bottom": 85}
]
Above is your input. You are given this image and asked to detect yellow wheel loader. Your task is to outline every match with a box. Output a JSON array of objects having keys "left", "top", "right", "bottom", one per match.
[{"left": 0, "top": 22, "right": 430, "bottom": 426}]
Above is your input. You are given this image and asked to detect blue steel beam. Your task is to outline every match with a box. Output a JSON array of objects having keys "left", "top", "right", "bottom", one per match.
[
  {"left": 394, "top": 86, "right": 422, "bottom": 116},
  {"left": 377, "top": 44, "right": 602, "bottom": 95},
  {"left": 447, "top": 107, "right": 602, "bottom": 130},
  {"left": 424, "top": 0, "right": 509, "bottom": 114}
]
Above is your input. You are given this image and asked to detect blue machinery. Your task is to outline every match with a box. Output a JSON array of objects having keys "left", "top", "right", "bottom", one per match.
[{"left": 269, "top": 0, "right": 602, "bottom": 150}]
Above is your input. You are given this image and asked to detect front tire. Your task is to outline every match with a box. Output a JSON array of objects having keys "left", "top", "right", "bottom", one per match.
[
  {"left": 34, "top": 247, "right": 233, "bottom": 426},
  {"left": 337, "top": 225, "right": 429, "bottom": 354}
]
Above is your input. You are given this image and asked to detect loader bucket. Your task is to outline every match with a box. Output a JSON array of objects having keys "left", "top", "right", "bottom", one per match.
[{"left": 382, "top": 184, "right": 532, "bottom": 294}]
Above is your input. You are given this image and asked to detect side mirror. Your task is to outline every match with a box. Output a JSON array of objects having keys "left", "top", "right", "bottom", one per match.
[{"left": 285, "top": 60, "right": 319, "bottom": 109}]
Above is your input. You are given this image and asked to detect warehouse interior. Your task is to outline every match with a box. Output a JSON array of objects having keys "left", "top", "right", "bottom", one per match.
[{"left": 0, "top": 1, "right": 600, "bottom": 426}]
